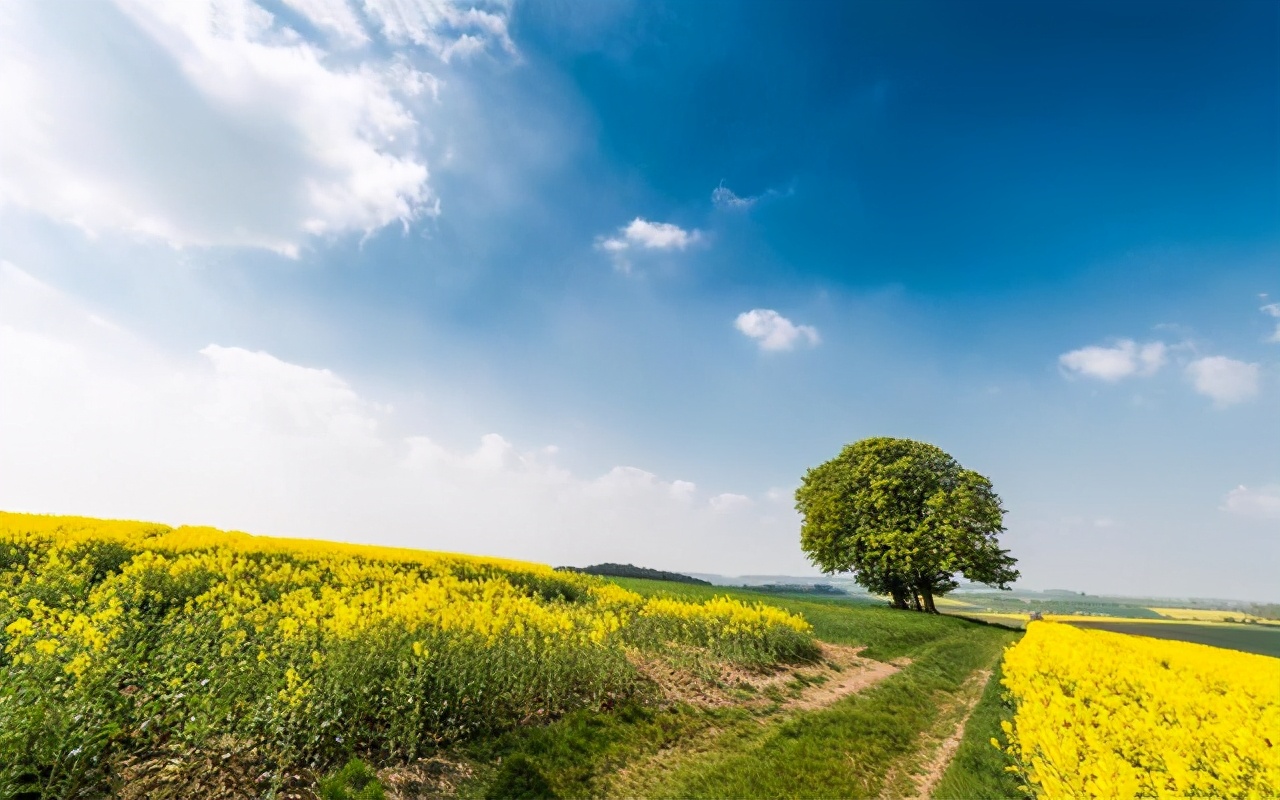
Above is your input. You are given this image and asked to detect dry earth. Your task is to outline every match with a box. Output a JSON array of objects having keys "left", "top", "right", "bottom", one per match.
[{"left": 630, "top": 642, "right": 902, "bottom": 711}]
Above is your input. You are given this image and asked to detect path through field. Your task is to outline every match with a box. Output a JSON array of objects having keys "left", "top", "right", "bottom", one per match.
[
  {"left": 467, "top": 581, "right": 1022, "bottom": 800},
  {"left": 895, "top": 669, "right": 991, "bottom": 799}
]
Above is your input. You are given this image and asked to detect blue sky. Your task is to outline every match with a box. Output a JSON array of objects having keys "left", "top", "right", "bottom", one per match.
[{"left": 0, "top": 0, "right": 1277, "bottom": 600}]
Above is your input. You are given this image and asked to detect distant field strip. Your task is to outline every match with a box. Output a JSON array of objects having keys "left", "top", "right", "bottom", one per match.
[
  {"left": 1064, "top": 619, "right": 1280, "bottom": 658},
  {"left": 1148, "top": 606, "right": 1278, "bottom": 624},
  {"left": 999, "top": 622, "right": 1280, "bottom": 797}
]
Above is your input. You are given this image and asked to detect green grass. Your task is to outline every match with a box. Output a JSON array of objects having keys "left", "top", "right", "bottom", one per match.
[
  {"left": 460, "top": 578, "right": 1022, "bottom": 799},
  {"left": 931, "top": 661, "right": 1024, "bottom": 800},
  {"left": 636, "top": 629, "right": 1018, "bottom": 799},
  {"left": 612, "top": 578, "right": 988, "bottom": 661},
  {"left": 459, "top": 700, "right": 734, "bottom": 798}
]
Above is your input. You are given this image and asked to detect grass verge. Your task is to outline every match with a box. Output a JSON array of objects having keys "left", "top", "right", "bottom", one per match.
[
  {"left": 460, "top": 578, "right": 1022, "bottom": 800},
  {"left": 631, "top": 628, "right": 1016, "bottom": 799},
  {"left": 930, "top": 660, "right": 1023, "bottom": 799}
]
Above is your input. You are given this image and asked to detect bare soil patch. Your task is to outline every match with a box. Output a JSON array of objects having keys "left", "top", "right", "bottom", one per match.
[
  {"left": 116, "top": 738, "right": 315, "bottom": 799},
  {"left": 630, "top": 642, "right": 902, "bottom": 712},
  {"left": 378, "top": 756, "right": 474, "bottom": 799}
]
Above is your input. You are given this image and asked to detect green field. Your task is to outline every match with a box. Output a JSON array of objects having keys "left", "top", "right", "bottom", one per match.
[
  {"left": 456, "top": 579, "right": 1023, "bottom": 799},
  {"left": 1063, "top": 620, "right": 1280, "bottom": 658}
]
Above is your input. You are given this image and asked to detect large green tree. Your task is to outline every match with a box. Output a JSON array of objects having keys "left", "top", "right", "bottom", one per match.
[{"left": 795, "top": 437, "right": 1018, "bottom": 612}]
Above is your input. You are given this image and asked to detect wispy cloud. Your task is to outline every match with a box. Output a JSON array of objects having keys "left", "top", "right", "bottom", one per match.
[
  {"left": 710, "top": 181, "right": 790, "bottom": 211},
  {"left": 711, "top": 184, "right": 757, "bottom": 210},
  {"left": 1058, "top": 339, "right": 1167, "bottom": 381},
  {"left": 1262, "top": 302, "right": 1280, "bottom": 343},
  {"left": 595, "top": 217, "right": 702, "bottom": 273},
  {"left": 1222, "top": 485, "right": 1280, "bottom": 521},
  {"left": 734, "top": 309, "right": 820, "bottom": 352},
  {"left": 1186, "top": 356, "right": 1259, "bottom": 407}
]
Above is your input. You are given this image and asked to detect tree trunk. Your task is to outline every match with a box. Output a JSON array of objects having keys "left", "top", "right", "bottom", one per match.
[
  {"left": 910, "top": 592, "right": 922, "bottom": 611},
  {"left": 921, "top": 585, "right": 937, "bottom": 614},
  {"left": 889, "top": 589, "right": 908, "bottom": 610}
]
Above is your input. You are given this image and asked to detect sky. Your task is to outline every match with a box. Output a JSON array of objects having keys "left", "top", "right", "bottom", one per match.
[{"left": 0, "top": 0, "right": 1277, "bottom": 601}]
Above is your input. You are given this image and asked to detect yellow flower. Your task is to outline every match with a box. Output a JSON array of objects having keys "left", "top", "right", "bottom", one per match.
[
  {"left": 4, "top": 617, "right": 32, "bottom": 637},
  {"left": 997, "top": 622, "right": 1280, "bottom": 798}
]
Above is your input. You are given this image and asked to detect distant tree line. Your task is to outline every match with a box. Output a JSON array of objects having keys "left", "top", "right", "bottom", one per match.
[
  {"left": 1248, "top": 603, "right": 1280, "bottom": 621},
  {"left": 556, "top": 563, "right": 712, "bottom": 586},
  {"left": 748, "top": 583, "right": 849, "bottom": 596}
]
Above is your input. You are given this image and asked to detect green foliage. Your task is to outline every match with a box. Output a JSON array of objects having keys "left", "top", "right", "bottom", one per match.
[
  {"left": 486, "top": 754, "right": 559, "bottom": 799},
  {"left": 318, "top": 758, "right": 387, "bottom": 800},
  {"left": 557, "top": 563, "right": 712, "bottom": 586},
  {"left": 795, "top": 437, "right": 1018, "bottom": 611}
]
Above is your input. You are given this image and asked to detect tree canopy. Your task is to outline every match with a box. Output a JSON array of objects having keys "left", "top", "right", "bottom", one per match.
[{"left": 795, "top": 437, "right": 1018, "bottom": 612}]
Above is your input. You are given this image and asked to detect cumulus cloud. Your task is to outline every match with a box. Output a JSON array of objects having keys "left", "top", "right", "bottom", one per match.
[
  {"left": 0, "top": 263, "right": 811, "bottom": 574},
  {"left": 1222, "top": 485, "right": 1280, "bottom": 521},
  {"left": 1058, "top": 339, "right": 1167, "bottom": 381},
  {"left": 595, "top": 217, "right": 702, "bottom": 273},
  {"left": 1186, "top": 356, "right": 1259, "bottom": 407},
  {"left": 734, "top": 309, "right": 820, "bottom": 352},
  {"left": 0, "top": 0, "right": 511, "bottom": 255},
  {"left": 1262, "top": 303, "right": 1280, "bottom": 343}
]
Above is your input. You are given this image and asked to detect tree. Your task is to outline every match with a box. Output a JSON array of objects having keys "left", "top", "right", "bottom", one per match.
[{"left": 795, "top": 437, "right": 1018, "bottom": 612}]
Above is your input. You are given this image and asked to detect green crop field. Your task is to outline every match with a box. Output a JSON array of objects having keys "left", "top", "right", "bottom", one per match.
[{"left": 1063, "top": 620, "right": 1280, "bottom": 658}]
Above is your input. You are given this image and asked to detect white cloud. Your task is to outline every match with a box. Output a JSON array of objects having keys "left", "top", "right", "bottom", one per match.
[
  {"left": 1262, "top": 303, "right": 1280, "bottom": 343},
  {"left": 0, "top": 0, "right": 511, "bottom": 255},
  {"left": 734, "top": 309, "right": 820, "bottom": 352},
  {"left": 595, "top": 217, "right": 702, "bottom": 273},
  {"left": 709, "top": 493, "right": 752, "bottom": 513},
  {"left": 711, "top": 184, "right": 756, "bottom": 210},
  {"left": 1058, "top": 339, "right": 1166, "bottom": 381},
  {"left": 1222, "top": 485, "right": 1280, "bottom": 521},
  {"left": 1186, "top": 356, "right": 1259, "bottom": 407},
  {"left": 0, "top": 263, "right": 812, "bottom": 575},
  {"left": 279, "top": 0, "right": 370, "bottom": 45},
  {"left": 621, "top": 219, "right": 700, "bottom": 250},
  {"left": 363, "top": 0, "right": 516, "bottom": 61}
]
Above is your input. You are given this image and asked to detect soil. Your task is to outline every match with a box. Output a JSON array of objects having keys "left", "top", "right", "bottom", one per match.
[{"left": 630, "top": 642, "right": 903, "bottom": 712}]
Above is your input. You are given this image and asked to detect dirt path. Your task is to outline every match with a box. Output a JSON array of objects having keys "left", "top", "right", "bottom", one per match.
[
  {"left": 892, "top": 667, "right": 992, "bottom": 799},
  {"left": 783, "top": 643, "right": 904, "bottom": 711},
  {"left": 609, "top": 643, "right": 904, "bottom": 797},
  {"left": 631, "top": 642, "right": 902, "bottom": 711}
]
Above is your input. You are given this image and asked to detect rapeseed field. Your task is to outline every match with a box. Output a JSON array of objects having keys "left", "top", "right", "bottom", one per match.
[
  {"left": 0, "top": 512, "right": 815, "bottom": 795},
  {"left": 997, "top": 621, "right": 1280, "bottom": 798}
]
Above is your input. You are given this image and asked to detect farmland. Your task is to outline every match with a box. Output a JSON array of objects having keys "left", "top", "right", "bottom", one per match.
[
  {"left": 998, "top": 622, "right": 1280, "bottom": 796},
  {"left": 1064, "top": 619, "right": 1280, "bottom": 658},
  {"left": 0, "top": 511, "right": 1023, "bottom": 798},
  {"left": 2, "top": 510, "right": 1277, "bottom": 799},
  {"left": 0, "top": 512, "right": 812, "bottom": 797}
]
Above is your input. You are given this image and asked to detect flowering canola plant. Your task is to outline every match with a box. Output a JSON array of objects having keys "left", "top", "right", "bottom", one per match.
[
  {"left": 997, "top": 621, "right": 1280, "bottom": 798},
  {"left": 0, "top": 511, "right": 813, "bottom": 793}
]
